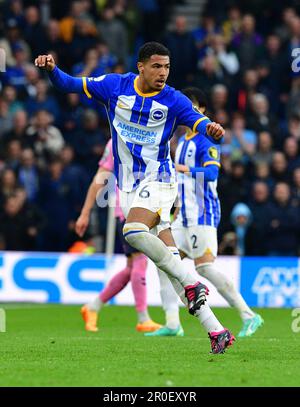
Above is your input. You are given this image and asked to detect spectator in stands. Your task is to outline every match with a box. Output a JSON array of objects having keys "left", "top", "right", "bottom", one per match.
[
  {"left": 192, "top": 12, "right": 220, "bottom": 63},
  {"left": 286, "top": 114, "right": 300, "bottom": 141},
  {"left": 230, "top": 203, "right": 253, "bottom": 256},
  {"left": 207, "top": 33, "right": 240, "bottom": 79},
  {"left": 284, "top": 137, "right": 300, "bottom": 175},
  {"left": 234, "top": 68, "right": 259, "bottom": 114},
  {"left": 25, "top": 79, "right": 60, "bottom": 124},
  {"left": 252, "top": 131, "right": 274, "bottom": 166},
  {"left": 0, "top": 168, "right": 18, "bottom": 209},
  {"left": 67, "top": 15, "right": 98, "bottom": 65},
  {"left": 265, "top": 182, "right": 300, "bottom": 256},
  {"left": 222, "top": 6, "right": 242, "bottom": 44},
  {"left": 195, "top": 54, "right": 223, "bottom": 95},
  {"left": 247, "top": 93, "right": 279, "bottom": 139},
  {"left": 23, "top": 65, "right": 40, "bottom": 99},
  {"left": 247, "top": 181, "right": 271, "bottom": 255},
  {"left": 227, "top": 112, "right": 257, "bottom": 163},
  {"left": 253, "top": 161, "right": 275, "bottom": 190},
  {"left": 231, "top": 14, "right": 263, "bottom": 71},
  {"left": 287, "top": 80, "right": 300, "bottom": 119},
  {"left": 271, "top": 152, "right": 289, "bottom": 183},
  {"left": 164, "top": 15, "right": 198, "bottom": 89},
  {"left": 3, "top": 0, "right": 26, "bottom": 31},
  {"left": 60, "top": 145, "right": 89, "bottom": 210},
  {"left": 71, "top": 109, "right": 107, "bottom": 176},
  {"left": 291, "top": 167, "right": 300, "bottom": 206},
  {"left": 23, "top": 6, "right": 47, "bottom": 57},
  {"left": 210, "top": 84, "right": 230, "bottom": 114},
  {"left": 61, "top": 93, "right": 84, "bottom": 142},
  {"left": 97, "top": 7, "right": 128, "bottom": 63},
  {"left": 1, "top": 110, "right": 29, "bottom": 149},
  {"left": 218, "top": 160, "right": 250, "bottom": 235},
  {"left": 1, "top": 42, "right": 29, "bottom": 92},
  {"left": 38, "top": 157, "right": 77, "bottom": 251},
  {"left": 18, "top": 148, "right": 40, "bottom": 202},
  {"left": 25, "top": 109, "right": 64, "bottom": 165},
  {"left": 43, "top": 19, "right": 66, "bottom": 66},
  {"left": 5, "top": 139, "right": 22, "bottom": 171},
  {"left": 0, "top": 98, "right": 13, "bottom": 138},
  {"left": 261, "top": 34, "right": 288, "bottom": 114},
  {"left": 1, "top": 85, "right": 23, "bottom": 115},
  {"left": 0, "top": 194, "right": 30, "bottom": 250}
]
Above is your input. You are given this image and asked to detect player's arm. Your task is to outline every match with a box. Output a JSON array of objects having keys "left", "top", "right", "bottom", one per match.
[
  {"left": 175, "top": 163, "right": 219, "bottom": 182},
  {"left": 35, "top": 54, "right": 115, "bottom": 103},
  {"left": 75, "top": 167, "right": 112, "bottom": 237},
  {"left": 175, "top": 144, "right": 221, "bottom": 182},
  {"left": 176, "top": 93, "right": 224, "bottom": 142}
]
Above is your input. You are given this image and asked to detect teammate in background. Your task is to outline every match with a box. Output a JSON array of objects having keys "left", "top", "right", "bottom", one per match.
[
  {"left": 147, "top": 87, "right": 263, "bottom": 338},
  {"left": 35, "top": 42, "right": 234, "bottom": 353},
  {"left": 76, "top": 139, "right": 161, "bottom": 333}
]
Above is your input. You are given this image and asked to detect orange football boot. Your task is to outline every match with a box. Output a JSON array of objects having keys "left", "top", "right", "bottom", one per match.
[
  {"left": 136, "top": 320, "right": 162, "bottom": 333},
  {"left": 81, "top": 305, "right": 99, "bottom": 332}
]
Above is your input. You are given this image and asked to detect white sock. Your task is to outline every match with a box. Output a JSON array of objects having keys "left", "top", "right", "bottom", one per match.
[
  {"left": 157, "top": 264, "right": 181, "bottom": 329},
  {"left": 196, "top": 263, "right": 255, "bottom": 321},
  {"left": 195, "top": 302, "right": 224, "bottom": 333},
  {"left": 123, "top": 223, "right": 198, "bottom": 287},
  {"left": 138, "top": 310, "right": 150, "bottom": 323},
  {"left": 88, "top": 296, "right": 103, "bottom": 312}
]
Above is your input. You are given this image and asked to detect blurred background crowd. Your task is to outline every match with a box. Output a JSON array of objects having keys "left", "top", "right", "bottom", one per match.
[{"left": 0, "top": 0, "right": 300, "bottom": 256}]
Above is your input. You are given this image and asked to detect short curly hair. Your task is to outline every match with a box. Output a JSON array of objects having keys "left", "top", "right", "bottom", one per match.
[{"left": 138, "top": 42, "right": 170, "bottom": 62}]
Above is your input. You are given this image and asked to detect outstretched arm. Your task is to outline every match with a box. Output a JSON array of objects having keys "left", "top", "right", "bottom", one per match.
[{"left": 35, "top": 54, "right": 83, "bottom": 93}]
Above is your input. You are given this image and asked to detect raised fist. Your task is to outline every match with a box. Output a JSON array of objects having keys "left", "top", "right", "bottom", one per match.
[{"left": 34, "top": 54, "right": 56, "bottom": 72}]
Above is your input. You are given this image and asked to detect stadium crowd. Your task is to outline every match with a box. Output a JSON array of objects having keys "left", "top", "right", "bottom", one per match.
[{"left": 0, "top": 0, "right": 300, "bottom": 256}]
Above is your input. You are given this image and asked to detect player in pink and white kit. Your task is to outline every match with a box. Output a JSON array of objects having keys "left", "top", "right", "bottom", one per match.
[{"left": 76, "top": 139, "right": 162, "bottom": 333}]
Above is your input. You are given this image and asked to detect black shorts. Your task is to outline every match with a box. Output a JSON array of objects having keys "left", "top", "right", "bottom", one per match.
[{"left": 116, "top": 218, "right": 139, "bottom": 257}]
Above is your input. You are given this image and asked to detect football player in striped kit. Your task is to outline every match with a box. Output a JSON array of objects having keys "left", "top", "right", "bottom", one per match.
[{"left": 35, "top": 43, "right": 234, "bottom": 353}]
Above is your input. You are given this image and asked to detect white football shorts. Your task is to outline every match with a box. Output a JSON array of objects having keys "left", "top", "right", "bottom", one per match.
[
  {"left": 171, "top": 220, "right": 218, "bottom": 259},
  {"left": 119, "top": 181, "right": 178, "bottom": 234}
]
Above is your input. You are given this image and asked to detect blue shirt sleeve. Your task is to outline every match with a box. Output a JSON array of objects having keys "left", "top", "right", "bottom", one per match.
[
  {"left": 175, "top": 92, "right": 211, "bottom": 135},
  {"left": 199, "top": 138, "right": 221, "bottom": 168},
  {"left": 189, "top": 138, "right": 221, "bottom": 182},
  {"left": 189, "top": 165, "right": 219, "bottom": 182},
  {"left": 84, "top": 73, "right": 120, "bottom": 104},
  {"left": 48, "top": 67, "right": 119, "bottom": 105}
]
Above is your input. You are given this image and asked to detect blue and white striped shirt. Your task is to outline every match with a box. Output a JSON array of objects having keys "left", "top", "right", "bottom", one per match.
[
  {"left": 49, "top": 68, "right": 213, "bottom": 192},
  {"left": 175, "top": 132, "right": 221, "bottom": 228}
]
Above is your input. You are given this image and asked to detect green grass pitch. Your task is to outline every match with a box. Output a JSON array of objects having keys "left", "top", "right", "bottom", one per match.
[{"left": 0, "top": 304, "right": 299, "bottom": 387}]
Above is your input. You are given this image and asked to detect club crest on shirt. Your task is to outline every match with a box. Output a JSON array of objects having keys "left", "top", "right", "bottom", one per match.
[
  {"left": 150, "top": 109, "right": 166, "bottom": 121},
  {"left": 208, "top": 146, "right": 219, "bottom": 160}
]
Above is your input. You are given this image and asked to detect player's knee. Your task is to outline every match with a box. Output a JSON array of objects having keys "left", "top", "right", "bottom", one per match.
[{"left": 123, "top": 222, "right": 149, "bottom": 245}]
